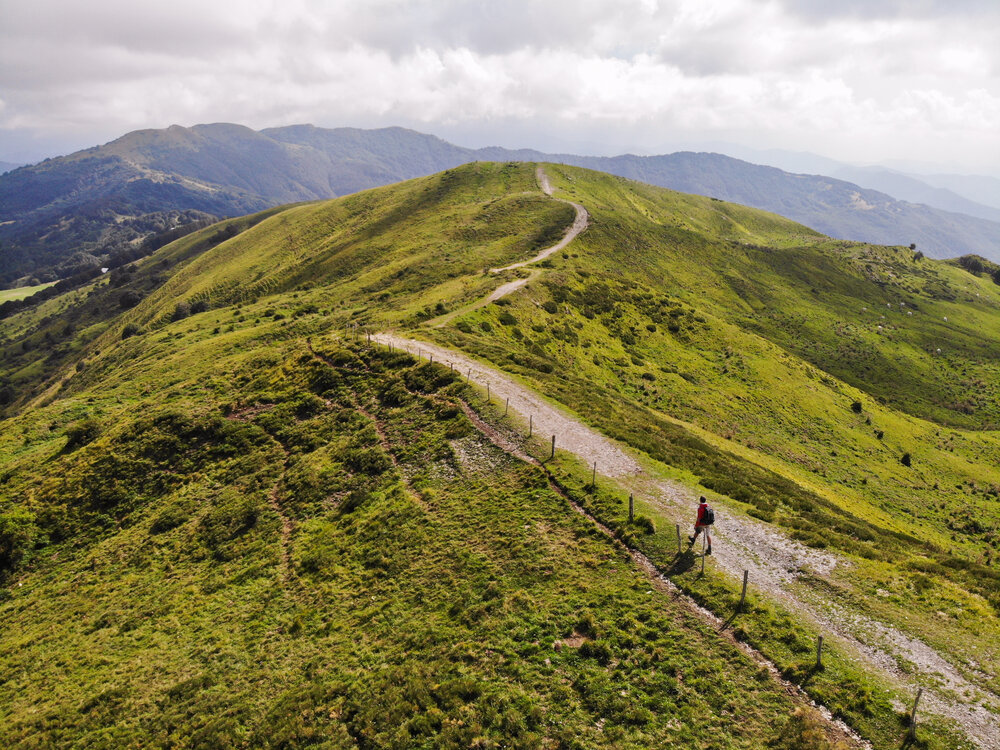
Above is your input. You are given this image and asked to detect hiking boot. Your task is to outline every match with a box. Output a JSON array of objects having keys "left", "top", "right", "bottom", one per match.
[
  {"left": 687, "top": 535, "right": 695, "bottom": 544},
  {"left": 706, "top": 546, "right": 713, "bottom": 556}
]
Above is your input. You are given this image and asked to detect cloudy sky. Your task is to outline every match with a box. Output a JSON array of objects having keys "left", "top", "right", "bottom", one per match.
[{"left": 1, "top": 0, "right": 998, "bottom": 174}]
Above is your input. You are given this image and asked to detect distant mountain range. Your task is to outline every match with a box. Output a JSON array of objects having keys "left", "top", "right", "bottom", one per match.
[
  {"left": 0, "top": 161, "right": 21, "bottom": 175},
  {"left": 2, "top": 123, "right": 999, "bottom": 284}
]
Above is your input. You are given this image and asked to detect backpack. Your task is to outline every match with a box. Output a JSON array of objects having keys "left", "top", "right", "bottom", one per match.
[{"left": 702, "top": 505, "right": 715, "bottom": 526}]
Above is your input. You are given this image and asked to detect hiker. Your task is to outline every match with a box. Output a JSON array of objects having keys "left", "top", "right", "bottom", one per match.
[{"left": 688, "top": 496, "right": 714, "bottom": 555}]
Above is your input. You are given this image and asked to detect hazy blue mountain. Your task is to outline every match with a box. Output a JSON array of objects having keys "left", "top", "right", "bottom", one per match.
[
  {"left": 2, "top": 123, "right": 999, "bottom": 286},
  {"left": 915, "top": 172, "right": 1000, "bottom": 212},
  {"left": 0, "top": 161, "right": 21, "bottom": 175},
  {"left": 829, "top": 166, "right": 1000, "bottom": 223}
]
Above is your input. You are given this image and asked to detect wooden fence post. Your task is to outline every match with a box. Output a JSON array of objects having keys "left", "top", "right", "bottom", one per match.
[
  {"left": 528, "top": 414, "right": 533, "bottom": 437},
  {"left": 486, "top": 382, "right": 490, "bottom": 403},
  {"left": 628, "top": 493, "right": 634, "bottom": 523},
  {"left": 550, "top": 435, "right": 555, "bottom": 459},
  {"left": 738, "top": 570, "right": 748, "bottom": 612},
  {"left": 591, "top": 462, "right": 596, "bottom": 489},
  {"left": 504, "top": 397, "right": 509, "bottom": 417},
  {"left": 816, "top": 636, "right": 823, "bottom": 669},
  {"left": 676, "top": 524, "right": 681, "bottom": 555}
]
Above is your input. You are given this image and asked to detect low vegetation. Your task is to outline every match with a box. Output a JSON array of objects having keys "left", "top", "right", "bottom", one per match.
[{"left": 2, "top": 161, "right": 997, "bottom": 747}]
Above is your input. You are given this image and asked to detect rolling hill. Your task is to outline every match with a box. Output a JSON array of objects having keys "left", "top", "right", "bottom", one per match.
[
  {"left": 3, "top": 124, "right": 1000, "bottom": 286},
  {"left": 2, "top": 162, "right": 999, "bottom": 748}
]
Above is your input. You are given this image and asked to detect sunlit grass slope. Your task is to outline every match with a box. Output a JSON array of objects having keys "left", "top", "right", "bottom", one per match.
[
  {"left": 1, "top": 160, "right": 998, "bottom": 747},
  {"left": 1, "top": 333, "right": 820, "bottom": 748}
]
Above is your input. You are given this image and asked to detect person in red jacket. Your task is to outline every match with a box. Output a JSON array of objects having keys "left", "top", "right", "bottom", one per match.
[{"left": 688, "top": 496, "right": 713, "bottom": 555}]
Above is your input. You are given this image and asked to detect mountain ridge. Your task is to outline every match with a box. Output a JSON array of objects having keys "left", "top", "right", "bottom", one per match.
[{"left": 3, "top": 123, "right": 1000, "bottom": 286}]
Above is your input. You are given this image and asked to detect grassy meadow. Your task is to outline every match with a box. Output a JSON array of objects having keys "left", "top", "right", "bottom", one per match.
[{"left": 1, "top": 161, "right": 998, "bottom": 747}]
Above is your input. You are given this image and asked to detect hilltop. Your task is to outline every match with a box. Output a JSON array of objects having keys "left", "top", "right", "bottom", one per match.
[
  {"left": 3, "top": 124, "right": 1000, "bottom": 286},
  {"left": 1, "top": 162, "right": 999, "bottom": 748}
]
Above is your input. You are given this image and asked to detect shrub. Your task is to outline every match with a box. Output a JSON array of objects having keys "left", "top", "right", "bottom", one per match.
[
  {"left": 498, "top": 311, "right": 517, "bottom": 326},
  {"left": 198, "top": 490, "right": 260, "bottom": 557},
  {"left": 190, "top": 299, "right": 210, "bottom": 314},
  {"left": 0, "top": 507, "right": 38, "bottom": 574},
  {"left": 851, "top": 401, "right": 863, "bottom": 413},
  {"left": 769, "top": 707, "right": 848, "bottom": 749},
  {"left": 542, "top": 300, "right": 558, "bottom": 314},
  {"left": 172, "top": 302, "right": 191, "bottom": 321},
  {"left": 901, "top": 452, "right": 912, "bottom": 467},
  {"left": 65, "top": 417, "right": 101, "bottom": 450},
  {"left": 344, "top": 447, "right": 392, "bottom": 476},
  {"left": 456, "top": 321, "right": 473, "bottom": 333},
  {"left": 633, "top": 515, "right": 655, "bottom": 534},
  {"left": 480, "top": 321, "right": 492, "bottom": 332},
  {"left": 121, "top": 323, "right": 141, "bottom": 340},
  {"left": 118, "top": 290, "right": 143, "bottom": 309}
]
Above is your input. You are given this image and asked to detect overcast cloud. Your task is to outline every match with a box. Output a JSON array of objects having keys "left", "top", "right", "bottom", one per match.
[{"left": 1, "top": 0, "right": 997, "bottom": 173}]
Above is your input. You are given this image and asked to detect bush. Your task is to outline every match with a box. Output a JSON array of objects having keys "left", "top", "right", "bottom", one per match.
[
  {"left": 118, "top": 290, "right": 143, "bottom": 309},
  {"left": 0, "top": 507, "right": 38, "bottom": 574},
  {"left": 480, "top": 321, "right": 492, "bottom": 332},
  {"left": 121, "top": 323, "right": 141, "bottom": 340},
  {"left": 65, "top": 417, "right": 101, "bottom": 450},
  {"left": 851, "top": 401, "right": 863, "bottom": 413},
  {"left": 769, "top": 707, "right": 848, "bottom": 749},
  {"left": 172, "top": 302, "right": 191, "bottom": 321},
  {"left": 633, "top": 515, "right": 655, "bottom": 534},
  {"left": 190, "top": 299, "right": 210, "bottom": 314},
  {"left": 901, "top": 452, "right": 912, "bottom": 467},
  {"left": 344, "top": 447, "right": 392, "bottom": 476},
  {"left": 498, "top": 311, "right": 517, "bottom": 326},
  {"left": 198, "top": 490, "right": 260, "bottom": 557},
  {"left": 542, "top": 300, "right": 558, "bottom": 314}
]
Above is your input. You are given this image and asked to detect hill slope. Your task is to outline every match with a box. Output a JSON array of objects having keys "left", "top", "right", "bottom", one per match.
[
  {"left": 2, "top": 162, "right": 998, "bottom": 748},
  {"left": 4, "top": 124, "right": 1000, "bottom": 285}
]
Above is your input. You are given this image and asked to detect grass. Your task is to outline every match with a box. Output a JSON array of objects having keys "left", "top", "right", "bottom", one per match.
[
  {"left": 2, "top": 160, "right": 998, "bottom": 747},
  {"left": 0, "top": 336, "right": 834, "bottom": 748},
  {"left": 0, "top": 281, "right": 56, "bottom": 303}
]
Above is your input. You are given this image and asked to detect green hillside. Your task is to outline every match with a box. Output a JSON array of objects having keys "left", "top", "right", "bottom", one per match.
[{"left": 2, "top": 161, "right": 998, "bottom": 748}]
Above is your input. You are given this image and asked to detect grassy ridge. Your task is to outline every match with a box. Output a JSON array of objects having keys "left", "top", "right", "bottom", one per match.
[
  {"left": 2, "top": 160, "right": 999, "bottom": 747},
  {"left": 0, "top": 334, "right": 827, "bottom": 748}
]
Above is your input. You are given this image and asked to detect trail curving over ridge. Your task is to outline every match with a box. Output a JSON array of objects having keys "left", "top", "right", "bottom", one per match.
[
  {"left": 488, "top": 166, "right": 589, "bottom": 274},
  {"left": 424, "top": 166, "right": 588, "bottom": 328}
]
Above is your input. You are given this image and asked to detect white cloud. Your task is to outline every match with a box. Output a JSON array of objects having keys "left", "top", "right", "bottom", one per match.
[{"left": 0, "top": 0, "right": 997, "bottom": 172}]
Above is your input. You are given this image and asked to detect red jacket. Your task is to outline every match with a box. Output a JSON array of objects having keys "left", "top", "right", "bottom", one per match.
[{"left": 696, "top": 503, "right": 709, "bottom": 526}]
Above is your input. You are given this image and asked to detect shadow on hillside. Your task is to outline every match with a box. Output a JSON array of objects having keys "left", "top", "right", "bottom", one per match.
[{"left": 668, "top": 546, "right": 700, "bottom": 576}]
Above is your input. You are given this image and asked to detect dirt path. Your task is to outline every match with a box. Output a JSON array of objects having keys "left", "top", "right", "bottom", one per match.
[
  {"left": 370, "top": 333, "right": 1000, "bottom": 749},
  {"left": 424, "top": 167, "right": 588, "bottom": 328},
  {"left": 489, "top": 167, "right": 589, "bottom": 273},
  {"left": 463, "top": 399, "right": 869, "bottom": 750}
]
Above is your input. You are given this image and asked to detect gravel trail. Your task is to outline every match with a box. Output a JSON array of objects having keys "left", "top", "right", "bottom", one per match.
[{"left": 371, "top": 333, "right": 1000, "bottom": 748}]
